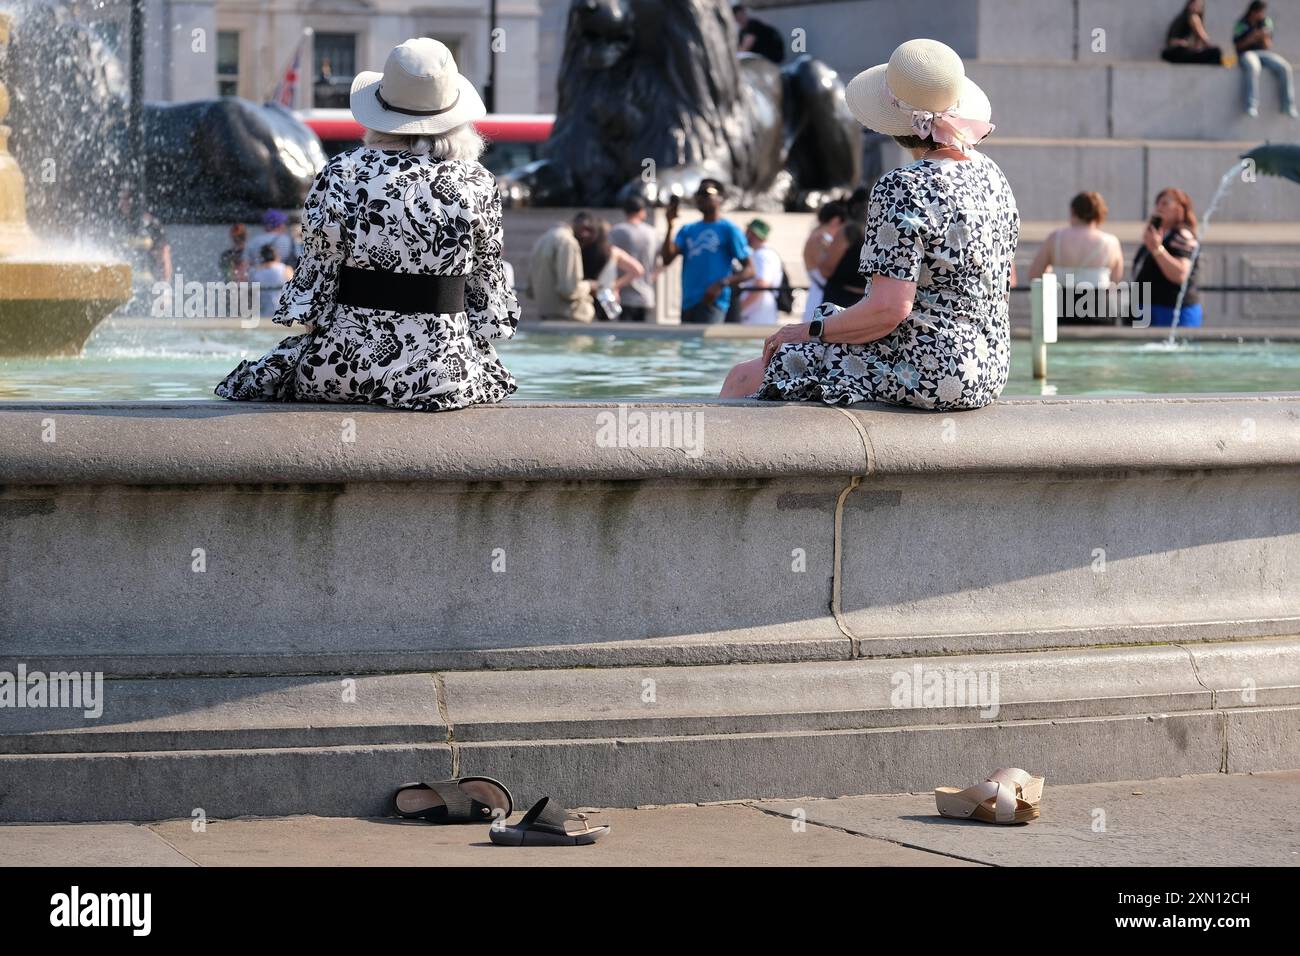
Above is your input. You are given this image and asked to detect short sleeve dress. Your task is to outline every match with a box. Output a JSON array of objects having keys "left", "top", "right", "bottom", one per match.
[
  {"left": 756, "top": 152, "right": 1019, "bottom": 411},
  {"left": 216, "top": 146, "right": 519, "bottom": 412}
]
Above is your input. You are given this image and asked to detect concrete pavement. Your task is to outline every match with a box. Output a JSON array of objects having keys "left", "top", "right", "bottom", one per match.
[{"left": 2, "top": 771, "right": 1295, "bottom": 867}]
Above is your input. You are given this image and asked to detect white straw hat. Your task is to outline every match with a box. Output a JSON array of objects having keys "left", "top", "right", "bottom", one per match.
[
  {"left": 845, "top": 38, "right": 991, "bottom": 139},
  {"left": 350, "top": 37, "right": 486, "bottom": 136}
]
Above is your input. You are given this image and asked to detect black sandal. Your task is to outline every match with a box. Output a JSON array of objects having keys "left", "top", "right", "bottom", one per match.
[
  {"left": 488, "top": 796, "right": 609, "bottom": 846},
  {"left": 392, "top": 777, "right": 513, "bottom": 824}
]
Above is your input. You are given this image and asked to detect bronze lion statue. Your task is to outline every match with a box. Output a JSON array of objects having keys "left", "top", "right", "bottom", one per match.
[{"left": 502, "top": 0, "right": 861, "bottom": 209}]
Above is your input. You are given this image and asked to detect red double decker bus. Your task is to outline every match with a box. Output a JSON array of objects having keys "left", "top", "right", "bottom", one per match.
[{"left": 297, "top": 110, "right": 554, "bottom": 176}]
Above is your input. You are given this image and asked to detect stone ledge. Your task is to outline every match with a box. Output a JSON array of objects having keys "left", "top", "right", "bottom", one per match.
[{"left": 1, "top": 396, "right": 1297, "bottom": 487}]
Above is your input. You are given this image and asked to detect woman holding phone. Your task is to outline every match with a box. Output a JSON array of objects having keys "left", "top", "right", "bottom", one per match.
[{"left": 1133, "top": 187, "right": 1202, "bottom": 327}]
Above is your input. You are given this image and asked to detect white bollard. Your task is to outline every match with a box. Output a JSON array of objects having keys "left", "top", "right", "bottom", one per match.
[{"left": 1030, "top": 274, "right": 1058, "bottom": 380}]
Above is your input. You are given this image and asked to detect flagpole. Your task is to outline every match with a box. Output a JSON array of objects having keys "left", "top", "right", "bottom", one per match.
[
  {"left": 269, "top": 27, "right": 312, "bottom": 110},
  {"left": 299, "top": 27, "right": 313, "bottom": 111},
  {"left": 485, "top": 0, "right": 498, "bottom": 113}
]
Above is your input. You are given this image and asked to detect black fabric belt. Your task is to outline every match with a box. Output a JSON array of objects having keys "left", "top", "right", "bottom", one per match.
[{"left": 336, "top": 265, "right": 467, "bottom": 315}]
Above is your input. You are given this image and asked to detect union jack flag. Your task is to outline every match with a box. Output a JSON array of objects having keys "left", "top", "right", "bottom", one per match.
[{"left": 270, "top": 29, "right": 312, "bottom": 108}]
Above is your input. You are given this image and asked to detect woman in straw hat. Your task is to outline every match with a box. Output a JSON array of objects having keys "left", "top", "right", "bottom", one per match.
[
  {"left": 720, "top": 39, "right": 1019, "bottom": 411},
  {"left": 216, "top": 38, "right": 518, "bottom": 410}
]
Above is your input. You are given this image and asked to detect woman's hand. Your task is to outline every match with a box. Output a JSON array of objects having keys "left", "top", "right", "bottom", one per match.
[
  {"left": 1142, "top": 223, "right": 1163, "bottom": 254},
  {"left": 762, "top": 322, "right": 811, "bottom": 367}
]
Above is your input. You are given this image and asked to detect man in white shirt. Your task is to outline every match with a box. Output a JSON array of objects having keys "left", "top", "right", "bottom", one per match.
[{"left": 739, "top": 219, "right": 783, "bottom": 325}]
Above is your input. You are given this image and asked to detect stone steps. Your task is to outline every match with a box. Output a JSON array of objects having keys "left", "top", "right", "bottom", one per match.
[
  {"left": 3, "top": 638, "right": 1298, "bottom": 821},
  {"left": 979, "top": 136, "right": 1300, "bottom": 223},
  {"left": 970, "top": 59, "right": 1300, "bottom": 142}
]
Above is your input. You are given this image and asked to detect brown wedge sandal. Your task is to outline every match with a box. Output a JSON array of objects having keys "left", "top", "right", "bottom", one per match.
[
  {"left": 934, "top": 767, "right": 1045, "bottom": 825},
  {"left": 489, "top": 796, "right": 610, "bottom": 846}
]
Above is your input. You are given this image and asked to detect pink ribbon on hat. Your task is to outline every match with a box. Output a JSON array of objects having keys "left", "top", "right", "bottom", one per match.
[{"left": 886, "top": 82, "right": 995, "bottom": 152}]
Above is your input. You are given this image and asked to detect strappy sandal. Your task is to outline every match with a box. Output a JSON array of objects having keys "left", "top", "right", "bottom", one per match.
[
  {"left": 934, "top": 767, "right": 1045, "bottom": 825},
  {"left": 392, "top": 777, "right": 513, "bottom": 824},
  {"left": 488, "top": 796, "right": 610, "bottom": 846}
]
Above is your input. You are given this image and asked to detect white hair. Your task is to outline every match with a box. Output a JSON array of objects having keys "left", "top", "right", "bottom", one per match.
[{"left": 362, "top": 124, "right": 486, "bottom": 162}]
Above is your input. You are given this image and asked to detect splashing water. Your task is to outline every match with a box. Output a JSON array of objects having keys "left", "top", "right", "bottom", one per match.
[{"left": 1168, "top": 159, "right": 1247, "bottom": 341}]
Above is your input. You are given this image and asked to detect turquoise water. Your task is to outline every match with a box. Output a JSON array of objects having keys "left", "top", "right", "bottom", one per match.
[{"left": 1, "top": 322, "right": 1297, "bottom": 401}]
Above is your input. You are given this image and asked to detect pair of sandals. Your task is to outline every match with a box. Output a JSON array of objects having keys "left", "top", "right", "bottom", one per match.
[
  {"left": 392, "top": 776, "right": 609, "bottom": 846},
  {"left": 934, "top": 767, "right": 1045, "bottom": 825}
]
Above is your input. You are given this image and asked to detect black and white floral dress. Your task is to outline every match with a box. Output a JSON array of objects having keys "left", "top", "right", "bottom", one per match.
[
  {"left": 215, "top": 147, "right": 519, "bottom": 411},
  {"left": 757, "top": 152, "right": 1019, "bottom": 411}
]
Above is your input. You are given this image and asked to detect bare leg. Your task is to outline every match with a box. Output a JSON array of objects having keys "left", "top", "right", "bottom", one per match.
[{"left": 720, "top": 356, "right": 767, "bottom": 398}]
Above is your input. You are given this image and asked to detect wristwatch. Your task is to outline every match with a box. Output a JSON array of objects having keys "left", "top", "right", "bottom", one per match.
[{"left": 808, "top": 318, "right": 824, "bottom": 342}]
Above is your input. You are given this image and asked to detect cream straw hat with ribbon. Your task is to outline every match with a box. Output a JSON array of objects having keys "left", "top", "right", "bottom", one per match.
[
  {"left": 350, "top": 37, "right": 486, "bottom": 137},
  {"left": 845, "top": 39, "right": 993, "bottom": 151}
]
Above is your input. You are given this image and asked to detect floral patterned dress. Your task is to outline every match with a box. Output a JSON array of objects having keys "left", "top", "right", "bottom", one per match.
[
  {"left": 757, "top": 152, "right": 1019, "bottom": 411},
  {"left": 215, "top": 147, "right": 519, "bottom": 411}
]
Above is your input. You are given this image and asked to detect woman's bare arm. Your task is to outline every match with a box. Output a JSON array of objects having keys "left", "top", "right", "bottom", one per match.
[{"left": 821, "top": 275, "right": 916, "bottom": 345}]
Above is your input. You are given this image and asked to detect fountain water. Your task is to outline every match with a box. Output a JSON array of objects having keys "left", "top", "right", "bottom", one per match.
[
  {"left": 1167, "top": 160, "right": 1246, "bottom": 337},
  {"left": 0, "top": 9, "right": 130, "bottom": 356},
  {"left": 1168, "top": 143, "right": 1300, "bottom": 337}
]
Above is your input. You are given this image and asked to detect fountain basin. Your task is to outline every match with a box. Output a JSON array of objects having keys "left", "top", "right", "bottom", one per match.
[
  {"left": 0, "top": 259, "right": 131, "bottom": 356},
  {"left": 2, "top": 319, "right": 1299, "bottom": 399},
  {"left": 0, "top": 396, "right": 1298, "bottom": 820}
]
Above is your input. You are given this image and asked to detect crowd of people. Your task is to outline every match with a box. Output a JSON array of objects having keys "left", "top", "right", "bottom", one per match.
[
  {"left": 523, "top": 183, "right": 891, "bottom": 328},
  {"left": 1162, "top": 0, "right": 1296, "bottom": 118}
]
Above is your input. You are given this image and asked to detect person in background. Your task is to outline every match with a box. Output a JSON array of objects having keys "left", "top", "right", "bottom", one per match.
[
  {"left": 249, "top": 243, "right": 293, "bottom": 320},
  {"left": 529, "top": 212, "right": 596, "bottom": 322},
  {"left": 1162, "top": 0, "right": 1223, "bottom": 64},
  {"left": 610, "top": 196, "right": 659, "bottom": 322},
  {"left": 1028, "top": 192, "right": 1124, "bottom": 287},
  {"left": 739, "top": 219, "right": 783, "bottom": 325},
  {"left": 661, "top": 179, "right": 754, "bottom": 325},
  {"left": 1235, "top": 1, "right": 1297, "bottom": 116},
  {"left": 1133, "top": 187, "right": 1203, "bottom": 327},
  {"left": 285, "top": 213, "right": 303, "bottom": 269},
  {"left": 245, "top": 209, "right": 295, "bottom": 267},
  {"left": 219, "top": 223, "right": 249, "bottom": 283},
  {"left": 802, "top": 200, "right": 847, "bottom": 321},
  {"left": 733, "top": 5, "right": 785, "bottom": 64},
  {"left": 577, "top": 217, "right": 645, "bottom": 321},
  {"left": 142, "top": 209, "right": 172, "bottom": 285},
  {"left": 818, "top": 213, "right": 867, "bottom": 309},
  {"left": 844, "top": 187, "right": 871, "bottom": 223}
]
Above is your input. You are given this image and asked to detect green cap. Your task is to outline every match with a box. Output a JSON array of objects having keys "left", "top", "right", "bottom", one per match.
[{"left": 747, "top": 218, "right": 770, "bottom": 240}]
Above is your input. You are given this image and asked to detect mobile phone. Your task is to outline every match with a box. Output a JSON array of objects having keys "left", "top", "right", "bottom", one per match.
[
  {"left": 1149, "top": 215, "right": 1163, "bottom": 231},
  {"left": 666, "top": 194, "right": 681, "bottom": 219}
]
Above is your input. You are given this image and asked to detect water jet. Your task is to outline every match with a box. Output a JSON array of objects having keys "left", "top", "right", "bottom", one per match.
[{"left": 0, "top": 10, "right": 130, "bottom": 357}]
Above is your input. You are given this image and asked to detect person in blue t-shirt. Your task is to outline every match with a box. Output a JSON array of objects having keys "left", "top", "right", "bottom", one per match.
[{"left": 661, "top": 179, "right": 754, "bottom": 324}]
